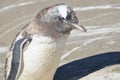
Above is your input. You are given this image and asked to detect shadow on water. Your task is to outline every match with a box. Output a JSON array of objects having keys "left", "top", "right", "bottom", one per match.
[{"left": 54, "top": 52, "right": 120, "bottom": 80}]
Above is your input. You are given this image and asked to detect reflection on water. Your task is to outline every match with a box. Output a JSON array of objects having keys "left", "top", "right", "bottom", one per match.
[{"left": 0, "top": 0, "right": 120, "bottom": 79}]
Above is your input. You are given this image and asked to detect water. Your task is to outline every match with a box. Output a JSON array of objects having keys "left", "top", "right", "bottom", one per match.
[{"left": 0, "top": 0, "right": 120, "bottom": 80}]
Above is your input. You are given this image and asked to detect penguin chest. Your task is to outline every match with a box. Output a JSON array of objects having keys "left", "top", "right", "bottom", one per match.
[{"left": 19, "top": 36, "right": 68, "bottom": 80}]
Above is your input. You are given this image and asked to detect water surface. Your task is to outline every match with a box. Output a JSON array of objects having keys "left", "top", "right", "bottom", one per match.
[{"left": 0, "top": 0, "right": 120, "bottom": 79}]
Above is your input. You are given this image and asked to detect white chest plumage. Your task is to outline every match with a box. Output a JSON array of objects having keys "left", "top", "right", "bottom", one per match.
[{"left": 18, "top": 35, "right": 69, "bottom": 80}]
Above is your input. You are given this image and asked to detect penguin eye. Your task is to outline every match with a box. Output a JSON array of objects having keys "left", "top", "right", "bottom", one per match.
[
  {"left": 66, "top": 11, "right": 75, "bottom": 20},
  {"left": 61, "top": 17, "right": 65, "bottom": 20},
  {"left": 66, "top": 14, "right": 71, "bottom": 20}
]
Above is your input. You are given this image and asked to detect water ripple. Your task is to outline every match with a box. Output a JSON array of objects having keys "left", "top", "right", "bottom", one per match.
[
  {"left": 61, "top": 47, "right": 80, "bottom": 60},
  {"left": 0, "top": 46, "right": 8, "bottom": 53},
  {"left": 81, "top": 11, "right": 120, "bottom": 22},
  {"left": 0, "top": 19, "right": 29, "bottom": 38},
  {"left": 0, "top": 1, "right": 36, "bottom": 13},
  {"left": 73, "top": 4, "right": 120, "bottom": 11}
]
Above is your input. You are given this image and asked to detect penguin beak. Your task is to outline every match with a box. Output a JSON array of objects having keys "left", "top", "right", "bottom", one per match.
[{"left": 71, "top": 22, "right": 87, "bottom": 32}]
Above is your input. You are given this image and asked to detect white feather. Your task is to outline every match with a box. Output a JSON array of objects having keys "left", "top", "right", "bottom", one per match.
[{"left": 57, "top": 5, "right": 68, "bottom": 18}]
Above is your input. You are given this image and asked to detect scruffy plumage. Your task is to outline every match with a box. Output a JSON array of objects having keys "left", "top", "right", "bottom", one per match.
[{"left": 5, "top": 3, "right": 86, "bottom": 80}]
